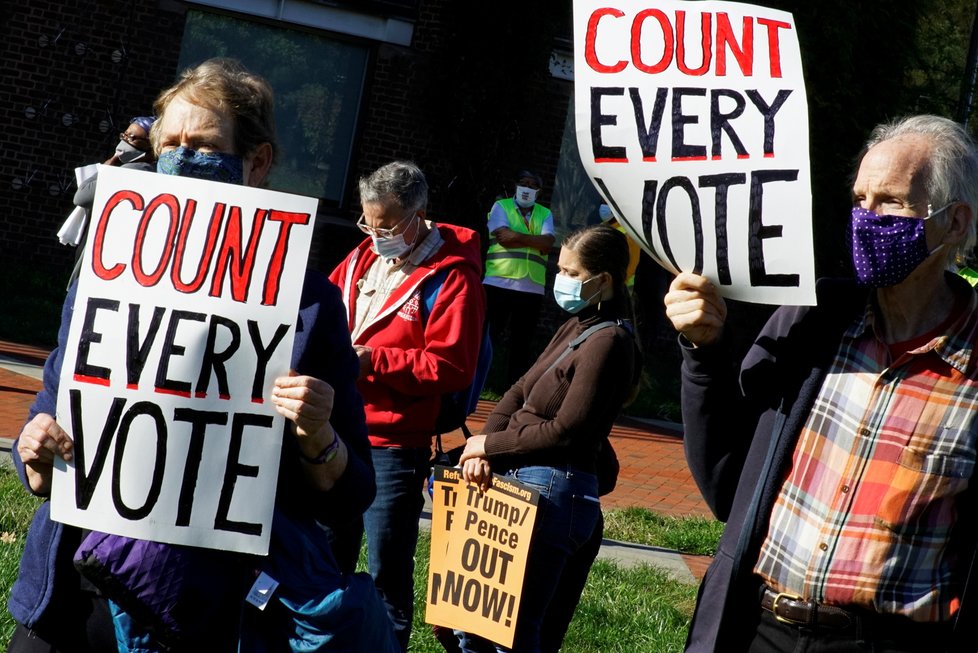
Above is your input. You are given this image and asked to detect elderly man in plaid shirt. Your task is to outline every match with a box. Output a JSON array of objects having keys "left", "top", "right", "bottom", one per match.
[{"left": 665, "top": 114, "right": 978, "bottom": 653}]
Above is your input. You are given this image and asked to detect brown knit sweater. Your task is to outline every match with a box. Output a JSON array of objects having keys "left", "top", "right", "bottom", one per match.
[{"left": 482, "top": 303, "right": 639, "bottom": 474}]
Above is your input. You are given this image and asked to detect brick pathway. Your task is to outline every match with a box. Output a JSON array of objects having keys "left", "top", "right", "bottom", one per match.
[
  {"left": 0, "top": 339, "right": 714, "bottom": 580},
  {"left": 436, "top": 404, "right": 710, "bottom": 519},
  {"left": 0, "top": 342, "right": 45, "bottom": 449}
]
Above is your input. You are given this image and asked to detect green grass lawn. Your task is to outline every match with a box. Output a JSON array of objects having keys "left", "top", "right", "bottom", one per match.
[
  {"left": 407, "top": 530, "right": 700, "bottom": 652},
  {"left": 0, "top": 467, "right": 719, "bottom": 651},
  {"left": 1, "top": 467, "right": 42, "bottom": 646},
  {"left": 603, "top": 507, "right": 723, "bottom": 557}
]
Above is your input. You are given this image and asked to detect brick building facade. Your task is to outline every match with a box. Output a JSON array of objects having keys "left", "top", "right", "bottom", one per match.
[
  {"left": 1, "top": 0, "right": 571, "bottom": 273},
  {"left": 0, "top": 0, "right": 678, "bottom": 403}
]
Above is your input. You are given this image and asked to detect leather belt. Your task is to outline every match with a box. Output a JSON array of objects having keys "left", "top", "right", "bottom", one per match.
[{"left": 760, "top": 586, "right": 855, "bottom": 629}]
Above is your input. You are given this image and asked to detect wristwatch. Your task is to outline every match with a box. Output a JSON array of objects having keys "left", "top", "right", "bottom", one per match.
[{"left": 299, "top": 434, "right": 341, "bottom": 465}]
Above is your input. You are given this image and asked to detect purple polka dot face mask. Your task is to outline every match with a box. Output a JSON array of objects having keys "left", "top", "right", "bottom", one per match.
[{"left": 849, "top": 205, "right": 948, "bottom": 288}]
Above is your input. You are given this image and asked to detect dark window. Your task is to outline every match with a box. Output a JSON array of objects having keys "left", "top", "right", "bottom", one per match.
[{"left": 178, "top": 10, "right": 369, "bottom": 206}]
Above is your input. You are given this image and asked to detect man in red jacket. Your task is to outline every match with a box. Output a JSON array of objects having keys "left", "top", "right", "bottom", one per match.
[{"left": 330, "top": 160, "right": 486, "bottom": 651}]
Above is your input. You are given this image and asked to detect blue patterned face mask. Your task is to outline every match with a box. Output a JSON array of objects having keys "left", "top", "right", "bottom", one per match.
[{"left": 156, "top": 147, "right": 244, "bottom": 185}]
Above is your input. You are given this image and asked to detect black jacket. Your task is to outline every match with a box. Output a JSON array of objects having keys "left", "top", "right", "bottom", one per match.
[{"left": 681, "top": 276, "right": 978, "bottom": 652}]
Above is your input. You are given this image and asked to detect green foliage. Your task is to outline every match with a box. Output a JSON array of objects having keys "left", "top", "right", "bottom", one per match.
[
  {"left": 757, "top": 0, "right": 978, "bottom": 278},
  {"left": 479, "top": 388, "right": 503, "bottom": 403},
  {"left": 902, "top": 0, "right": 976, "bottom": 119}
]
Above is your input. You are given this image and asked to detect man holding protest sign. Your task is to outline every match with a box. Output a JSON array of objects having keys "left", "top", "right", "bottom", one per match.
[
  {"left": 665, "top": 114, "right": 978, "bottom": 652},
  {"left": 8, "top": 58, "right": 382, "bottom": 652},
  {"left": 330, "top": 159, "right": 487, "bottom": 651}
]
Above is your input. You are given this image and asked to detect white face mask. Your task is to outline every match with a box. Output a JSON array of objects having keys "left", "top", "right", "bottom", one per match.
[
  {"left": 371, "top": 215, "right": 419, "bottom": 260},
  {"left": 514, "top": 185, "right": 539, "bottom": 208},
  {"left": 115, "top": 140, "right": 148, "bottom": 164}
]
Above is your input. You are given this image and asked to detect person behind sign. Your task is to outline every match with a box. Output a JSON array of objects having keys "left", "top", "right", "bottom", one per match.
[
  {"left": 483, "top": 169, "right": 557, "bottom": 389},
  {"left": 598, "top": 203, "right": 641, "bottom": 290},
  {"left": 60, "top": 115, "right": 159, "bottom": 287},
  {"left": 328, "top": 159, "right": 487, "bottom": 651},
  {"left": 7, "top": 58, "right": 384, "bottom": 652},
  {"left": 457, "top": 223, "right": 641, "bottom": 653},
  {"left": 664, "top": 114, "right": 978, "bottom": 652}
]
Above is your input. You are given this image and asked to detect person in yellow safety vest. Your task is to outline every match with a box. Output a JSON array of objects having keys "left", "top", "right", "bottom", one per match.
[
  {"left": 599, "top": 204, "right": 641, "bottom": 289},
  {"left": 483, "top": 169, "right": 557, "bottom": 387}
]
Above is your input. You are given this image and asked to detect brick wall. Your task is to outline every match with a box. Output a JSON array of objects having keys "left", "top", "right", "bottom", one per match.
[
  {"left": 0, "top": 1, "right": 570, "bottom": 272},
  {"left": 0, "top": 1, "right": 595, "bottom": 362},
  {"left": 0, "top": 0, "right": 689, "bottom": 410},
  {"left": 0, "top": 1, "right": 186, "bottom": 279}
]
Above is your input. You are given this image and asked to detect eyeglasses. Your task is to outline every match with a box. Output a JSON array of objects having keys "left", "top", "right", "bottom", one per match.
[
  {"left": 120, "top": 131, "right": 150, "bottom": 149},
  {"left": 356, "top": 212, "right": 417, "bottom": 238},
  {"left": 927, "top": 202, "right": 955, "bottom": 219}
]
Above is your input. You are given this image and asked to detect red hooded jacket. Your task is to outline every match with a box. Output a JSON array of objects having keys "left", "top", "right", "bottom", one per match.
[{"left": 329, "top": 223, "right": 486, "bottom": 448}]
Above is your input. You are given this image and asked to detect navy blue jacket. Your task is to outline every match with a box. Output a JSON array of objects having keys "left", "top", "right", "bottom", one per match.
[
  {"left": 681, "top": 277, "right": 978, "bottom": 652},
  {"left": 8, "top": 269, "right": 375, "bottom": 632}
]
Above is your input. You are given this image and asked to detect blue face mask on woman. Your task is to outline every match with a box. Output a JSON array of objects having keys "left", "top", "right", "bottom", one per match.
[
  {"left": 157, "top": 146, "right": 244, "bottom": 185},
  {"left": 553, "top": 274, "right": 599, "bottom": 314}
]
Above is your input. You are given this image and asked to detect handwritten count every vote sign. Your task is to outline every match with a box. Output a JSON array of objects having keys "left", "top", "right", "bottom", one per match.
[
  {"left": 426, "top": 465, "right": 540, "bottom": 649},
  {"left": 50, "top": 165, "right": 318, "bottom": 556},
  {"left": 574, "top": 0, "right": 815, "bottom": 305}
]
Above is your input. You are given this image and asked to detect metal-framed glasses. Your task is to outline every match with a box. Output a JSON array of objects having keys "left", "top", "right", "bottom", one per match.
[
  {"left": 120, "top": 131, "right": 150, "bottom": 149},
  {"left": 356, "top": 212, "right": 417, "bottom": 238}
]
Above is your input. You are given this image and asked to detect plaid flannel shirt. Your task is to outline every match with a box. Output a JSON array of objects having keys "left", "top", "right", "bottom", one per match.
[{"left": 755, "top": 288, "right": 978, "bottom": 622}]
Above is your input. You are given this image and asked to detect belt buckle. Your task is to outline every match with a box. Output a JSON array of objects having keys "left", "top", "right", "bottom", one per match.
[{"left": 772, "top": 591, "right": 805, "bottom": 625}]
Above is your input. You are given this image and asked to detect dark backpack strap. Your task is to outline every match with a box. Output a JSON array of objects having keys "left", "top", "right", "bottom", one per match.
[{"left": 543, "top": 320, "right": 620, "bottom": 376}]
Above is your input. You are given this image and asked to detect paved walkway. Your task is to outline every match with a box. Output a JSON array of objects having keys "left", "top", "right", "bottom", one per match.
[{"left": 0, "top": 340, "right": 713, "bottom": 583}]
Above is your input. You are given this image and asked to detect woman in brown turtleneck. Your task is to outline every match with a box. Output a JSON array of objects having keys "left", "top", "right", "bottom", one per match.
[{"left": 456, "top": 223, "right": 642, "bottom": 653}]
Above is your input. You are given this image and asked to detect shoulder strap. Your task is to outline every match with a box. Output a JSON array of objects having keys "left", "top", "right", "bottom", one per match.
[
  {"left": 543, "top": 320, "right": 620, "bottom": 376},
  {"left": 421, "top": 268, "right": 449, "bottom": 323}
]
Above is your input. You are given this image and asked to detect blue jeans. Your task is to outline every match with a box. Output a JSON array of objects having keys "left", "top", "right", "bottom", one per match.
[
  {"left": 457, "top": 465, "right": 601, "bottom": 653},
  {"left": 364, "top": 445, "right": 431, "bottom": 652},
  {"left": 540, "top": 511, "right": 604, "bottom": 653}
]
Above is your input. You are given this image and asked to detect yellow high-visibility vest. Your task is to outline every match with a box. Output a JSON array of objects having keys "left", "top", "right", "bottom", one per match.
[
  {"left": 610, "top": 220, "right": 641, "bottom": 288},
  {"left": 485, "top": 198, "right": 550, "bottom": 287}
]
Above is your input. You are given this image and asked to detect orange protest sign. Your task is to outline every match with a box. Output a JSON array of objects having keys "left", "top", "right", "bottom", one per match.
[{"left": 425, "top": 466, "right": 539, "bottom": 648}]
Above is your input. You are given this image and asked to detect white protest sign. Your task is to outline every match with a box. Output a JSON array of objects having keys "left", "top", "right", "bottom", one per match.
[
  {"left": 51, "top": 165, "right": 318, "bottom": 555},
  {"left": 574, "top": 0, "right": 814, "bottom": 305}
]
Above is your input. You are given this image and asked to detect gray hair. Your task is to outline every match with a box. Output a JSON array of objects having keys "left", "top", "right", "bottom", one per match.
[
  {"left": 358, "top": 160, "right": 428, "bottom": 214},
  {"left": 864, "top": 114, "right": 978, "bottom": 265}
]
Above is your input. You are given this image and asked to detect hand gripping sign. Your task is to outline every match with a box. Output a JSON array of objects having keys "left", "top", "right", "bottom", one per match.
[
  {"left": 574, "top": 0, "right": 815, "bottom": 305},
  {"left": 426, "top": 466, "right": 540, "bottom": 649},
  {"left": 51, "top": 165, "right": 317, "bottom": 556}
]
